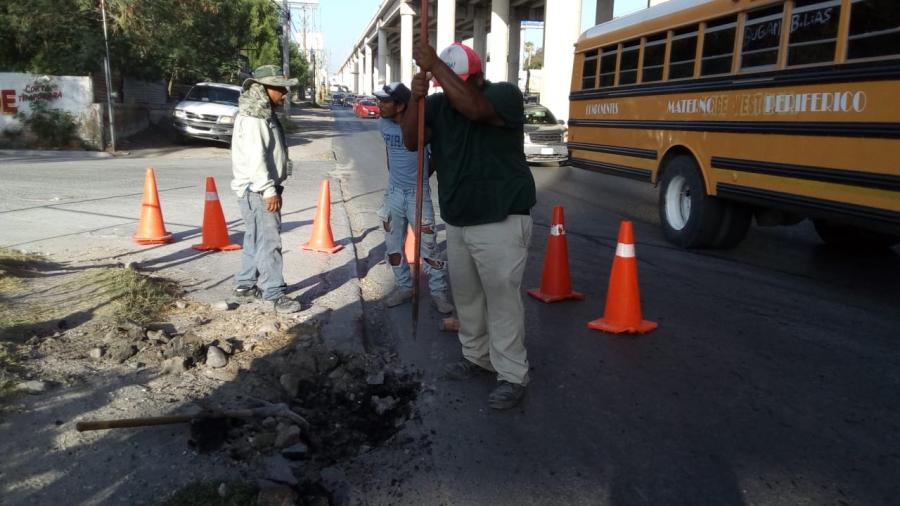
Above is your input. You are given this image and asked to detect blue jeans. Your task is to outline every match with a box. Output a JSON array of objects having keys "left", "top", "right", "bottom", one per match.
[
  {"left": 378, "top": 185, "right": 448, "bottom": 295},
  {"left": 234, "top": 191, "right": 286, "bottom": 300}
]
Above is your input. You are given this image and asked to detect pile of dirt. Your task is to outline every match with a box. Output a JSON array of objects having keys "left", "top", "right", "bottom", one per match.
[{"left": 2, "top": 258, "right": 423, "bottom": 505}]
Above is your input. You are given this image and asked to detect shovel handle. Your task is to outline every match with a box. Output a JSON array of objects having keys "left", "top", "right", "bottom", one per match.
[{"left": 76, "top": 415, "right": 194, "bottom": 431}]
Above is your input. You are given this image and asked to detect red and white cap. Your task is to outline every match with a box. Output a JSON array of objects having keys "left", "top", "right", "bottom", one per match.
[{"left": 436, "top": 42, "right": 482, "bottom": 85}]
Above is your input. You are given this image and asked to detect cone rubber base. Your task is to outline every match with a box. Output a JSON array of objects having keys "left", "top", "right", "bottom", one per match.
[
  {"left": 133, "top": 233, "right": 173, "bottom": 245},
  {"left": 191, "top": 243, "right": 241, "bottom": 251},
  {"left": 587, "top": 317, "right": 657, "bottom": 334},
  {"left": 302, "top": 242, "right": 344, "bottom": 254},
  {"left": 526, "top": 288, "right": 585, "bottom": 303}
]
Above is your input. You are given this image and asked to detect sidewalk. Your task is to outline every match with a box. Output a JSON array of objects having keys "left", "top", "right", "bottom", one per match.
[{"left": 0, "top": 108, "right": 364, "bottom": 353}]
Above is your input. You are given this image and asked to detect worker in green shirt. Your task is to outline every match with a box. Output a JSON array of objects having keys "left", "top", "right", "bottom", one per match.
[{"left": 401, "top": 42, "right": 536, "bottom": 410}]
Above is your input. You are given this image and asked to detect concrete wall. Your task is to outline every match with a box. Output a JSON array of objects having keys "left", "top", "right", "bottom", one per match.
[{"left": 0, "top": 72, "right": 100, "bottom": 148}]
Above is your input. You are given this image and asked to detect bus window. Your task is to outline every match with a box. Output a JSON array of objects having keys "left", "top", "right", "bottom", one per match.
[
  {"left": 619, "top": 39, "right": 640, "bottom": 85},
  {"left": 701, "top": 15, "right": 737, "bottom": 76},
  {"left": 642, "top": 33, "right": 667, "bottom": 83},
  {"left": 599, "top": 45, "right": 618, "bottom": 87},
  {"left": 847, "top": 0, "right": 900, "bottom": 60},
  {"left": 582, "top": 49, "right": 599, "bottom": 89},
  {"left": 741, "top": 4, "right": 783, "bottom": 71},
  {"left": 669, "top": 25, "right": 698, "bottom": 79},
  {"left": 787, "top": 0, "right": 841, "bottom": 66}
]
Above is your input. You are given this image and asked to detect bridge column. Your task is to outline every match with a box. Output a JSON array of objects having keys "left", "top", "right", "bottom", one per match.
[
  {"left": 472, "top": 9, "right": 487, "bottom": 64},
  {"left": 364, "top": 44, "right": 373, "bottom": 95},
  {"left": 377, "top": 22, "right": 387, "bottom": 87},
  {"left": 542, "top": 0, "right": 582, "bottom": 122},
  {"left": 437, "top": 0, "right": 456, "bottom": 51},
  {"left": 488, "top": 0, "right": 510, "bottom": 82},
  {"left": 400, "top": 2, "right": 414, "bottom": 85},
  {"left": 595, "top": 0, "right": 613, "bottom": 24}
]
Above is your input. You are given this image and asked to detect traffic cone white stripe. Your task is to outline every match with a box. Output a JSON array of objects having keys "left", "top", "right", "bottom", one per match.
[
  {"left": 205, "top": 191, "right": 219, "bottom": 201},
  {"left": 615, "top": 243, "right": 635, "bottom": 258},
  {"left": 550, "top": 224, "right": 566, "bottom": 236}
]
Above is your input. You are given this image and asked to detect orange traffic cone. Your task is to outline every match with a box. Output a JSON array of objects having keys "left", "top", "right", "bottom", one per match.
[
  {"left": 404, "top": 224, "right": 421, "bottom": 265},
  {"left": 588, "top": 220, "right": 657, "bottom": 334},
  {"left": 302, "top": 179, "right": 344, "bottom": 253},
  {"left": 133, "top": 167, "right": 174, "bottom": 245},
  {"left": 527, "top": 206, "right": 584, "bottom": 303},
  {"left": 192, "top": 177, "right": 241, "bottom": 251}
]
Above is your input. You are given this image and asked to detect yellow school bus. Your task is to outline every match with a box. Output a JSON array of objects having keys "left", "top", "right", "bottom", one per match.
[{"left": 568, "top": 0, "right": 899, "bottom": 248}]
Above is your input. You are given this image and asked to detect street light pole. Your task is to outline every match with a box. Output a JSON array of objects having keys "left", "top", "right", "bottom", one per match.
[{"left": 100, "top": 0, "right": 116, "bottom": 152}]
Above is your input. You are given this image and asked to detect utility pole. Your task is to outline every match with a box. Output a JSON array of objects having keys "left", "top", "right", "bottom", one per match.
[
  {"left": 100, "top": 0, "right": 116, "bottom": 152},
  {"left": 282, "top": 0, "right": 291, "bottom": 118}
]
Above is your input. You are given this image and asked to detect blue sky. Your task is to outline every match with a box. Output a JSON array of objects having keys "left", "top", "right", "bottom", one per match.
[{"left": 318, "top": 0, "right": 649, "bottom": 74}]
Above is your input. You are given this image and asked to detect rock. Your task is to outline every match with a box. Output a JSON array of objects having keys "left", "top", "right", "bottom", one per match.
[
  {"left": 202, "top": 365, "right": 239, "bottom": 382},
  {"left": 217, "top": 482, "right": 227, "bottom": 498},
  {"left": 88, "top": 347, "right": 104, "bottom": 360},
  {"left": 103, "top": 330, "right": 120, "bottom": 342},
  {"left": 213, "top": 301, "right": 236, "bottom": 311},
  {"left": 206, "top": 346, "right": 228, "bottom": 368},
  {"left": 161, "top": 357, "right": 189, "bottom": 375},
  {"left": 279, "top": 374, "right": 300, "bottom": 398},
  {"left": 365, "top": 370, "right": 385, "bottom": 386},
  {"left": 16, "top": 380, "right": 49, "bottom": 394},
  {"left": 256, "top": 481, "right": 298, "bottom": 506},
  {"left": 215, "top": 339, "right": 233, "bottom": 355},
  {"left": 257, "top": 322, "right": 281, "bottom": 335},
  {"left": 281, "top": 442, "right": 309, "bottom": 460},
  {"left": 192, "top": 316, "right": 211, "bottom": 326},
  {"left": 371, "top": 395, "right": 398, "bottom": 416},
  {"left": 109, "top": 343, "right": 137, "bottom": 363},
  {"left": 261, "top": 416, "right": 277, "bottom": 429},
  {"left": 274, "top": 424, "right": 301, "bottom": 448},
  {"left": 117, "top": 320, "right": 145, "bottom": 340},
  {"left": 146, "top": 329, "right": 170, "bottom": 344},
  {"left": 261, "top": 456, "right": 297, "bottom": 486},
  {"left": 165, "top": 333, "right": 204, "bottom": 362},
  {"left": 319, "top": 466, "right": 351, "bottom": 506},
  {"left": 175, "top": 300, "right": 187, "bottom": 309},
  {"left": 250, "top": 432, "right": 277, "bottom": 450}
]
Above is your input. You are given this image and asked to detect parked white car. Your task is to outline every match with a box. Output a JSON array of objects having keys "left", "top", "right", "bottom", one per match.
[
  {"left": 523, "top": 103, "right": 568, "bottom": 164},
  {"left": 172, "top": 82, "right": 241, "bottom": 144}
]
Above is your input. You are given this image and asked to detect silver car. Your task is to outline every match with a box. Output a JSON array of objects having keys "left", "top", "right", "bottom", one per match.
[
  {"left": 523, "top": 103, "right": 568, "bottom": 164},
  {"left": 172, "top": 82, "right": 241, "bottom": 144}
]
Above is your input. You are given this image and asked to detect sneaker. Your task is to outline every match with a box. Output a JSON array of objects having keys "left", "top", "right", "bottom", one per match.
[
  {"left": 442, "top": 359, "right": 491, "bottom": 380},
  {"left": 488, "top": 381, "right": 526, "bottom": 410},
  {"left": 384, "top": 288, "right": 413, "bottom": 308},
  {"left": 232, "top": 285, "right": 260, "bottom": 298},
  {"left": 272, "top": 296, "right": 301, "bottom": 314},
  {"left": 431, "top": 293, "right": 455, "bottom": 314}
]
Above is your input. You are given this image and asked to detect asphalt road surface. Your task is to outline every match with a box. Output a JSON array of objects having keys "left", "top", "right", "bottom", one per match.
[{"left": 331, "top": 106, "right": 900, "bottom": 506}]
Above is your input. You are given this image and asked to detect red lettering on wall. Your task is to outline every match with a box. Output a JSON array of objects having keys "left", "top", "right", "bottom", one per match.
[{"left": 1, "top": 89, "right": 17, "bottom": 114}]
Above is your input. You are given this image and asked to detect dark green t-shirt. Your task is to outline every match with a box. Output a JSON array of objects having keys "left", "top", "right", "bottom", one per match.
[{"left": 424, "top": 81, "right": 536, "bottom": 226}]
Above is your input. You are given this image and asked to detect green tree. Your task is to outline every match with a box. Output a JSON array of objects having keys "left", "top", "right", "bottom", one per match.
[{"left": 527, "top": 47, "right": 544, "bottom": 70}]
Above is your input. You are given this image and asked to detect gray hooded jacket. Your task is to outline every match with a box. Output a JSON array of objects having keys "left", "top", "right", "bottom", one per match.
[{"left": 230, "top": 82, "right": 291, "bottom": 199}]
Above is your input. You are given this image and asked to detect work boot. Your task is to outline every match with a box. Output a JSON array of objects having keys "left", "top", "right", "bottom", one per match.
[
  {"left": 384, "top": 288, "right": 413, "bottom": 307},
  {"left": 442, "top": 359, "right": 492, "bottom": 380},
  {"left": 431, "top": 292, "right": 454, "bottom": 314},
  {"left": 488, "top": 380, "right": 526, "bottom": 410},
  {"left": 272, "top": 296, "right": 301, "bottom": 314},
  {"left": 232, "top": 285, "right": 260, "bottom": 299}
]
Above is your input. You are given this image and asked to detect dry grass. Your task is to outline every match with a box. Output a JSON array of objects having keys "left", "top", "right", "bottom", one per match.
[{"left": 85, "top": 268, "right": 180, "bottom": 325}]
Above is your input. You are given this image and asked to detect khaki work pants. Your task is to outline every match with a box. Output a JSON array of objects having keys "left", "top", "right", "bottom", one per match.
[{"left": 446, "top": 214, "right": 532, "bottom": 385}]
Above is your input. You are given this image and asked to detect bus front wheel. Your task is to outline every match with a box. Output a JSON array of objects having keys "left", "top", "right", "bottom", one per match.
[{"left": 658, "top": 156, "right": 724, "bottom": 248}]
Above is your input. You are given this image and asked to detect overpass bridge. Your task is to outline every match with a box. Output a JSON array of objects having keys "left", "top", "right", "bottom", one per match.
[{"left": 336, "top": 0, "right": 634, "bottom": 122}]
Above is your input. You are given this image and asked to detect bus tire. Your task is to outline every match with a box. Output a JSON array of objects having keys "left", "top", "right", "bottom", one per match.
[
  {"left": 812, "top": 219, "right": 900, "bottom": 249},
  {"left": 658, "top": 155, "right": 723, "bottom": 248},
  {"left": 711, "top": 201, "right": 752, "bottom": 249}
]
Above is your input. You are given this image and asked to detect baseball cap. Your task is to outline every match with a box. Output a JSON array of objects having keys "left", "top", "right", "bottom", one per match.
[
  {"left": 439, "top": 42, "right": 483, "bottom": 82},
  {"left": 374, "top": 82, "right": 411, "bottom": 103},
  {"left": 250, "top": 65, "right": 298, "bottom": 88}
]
